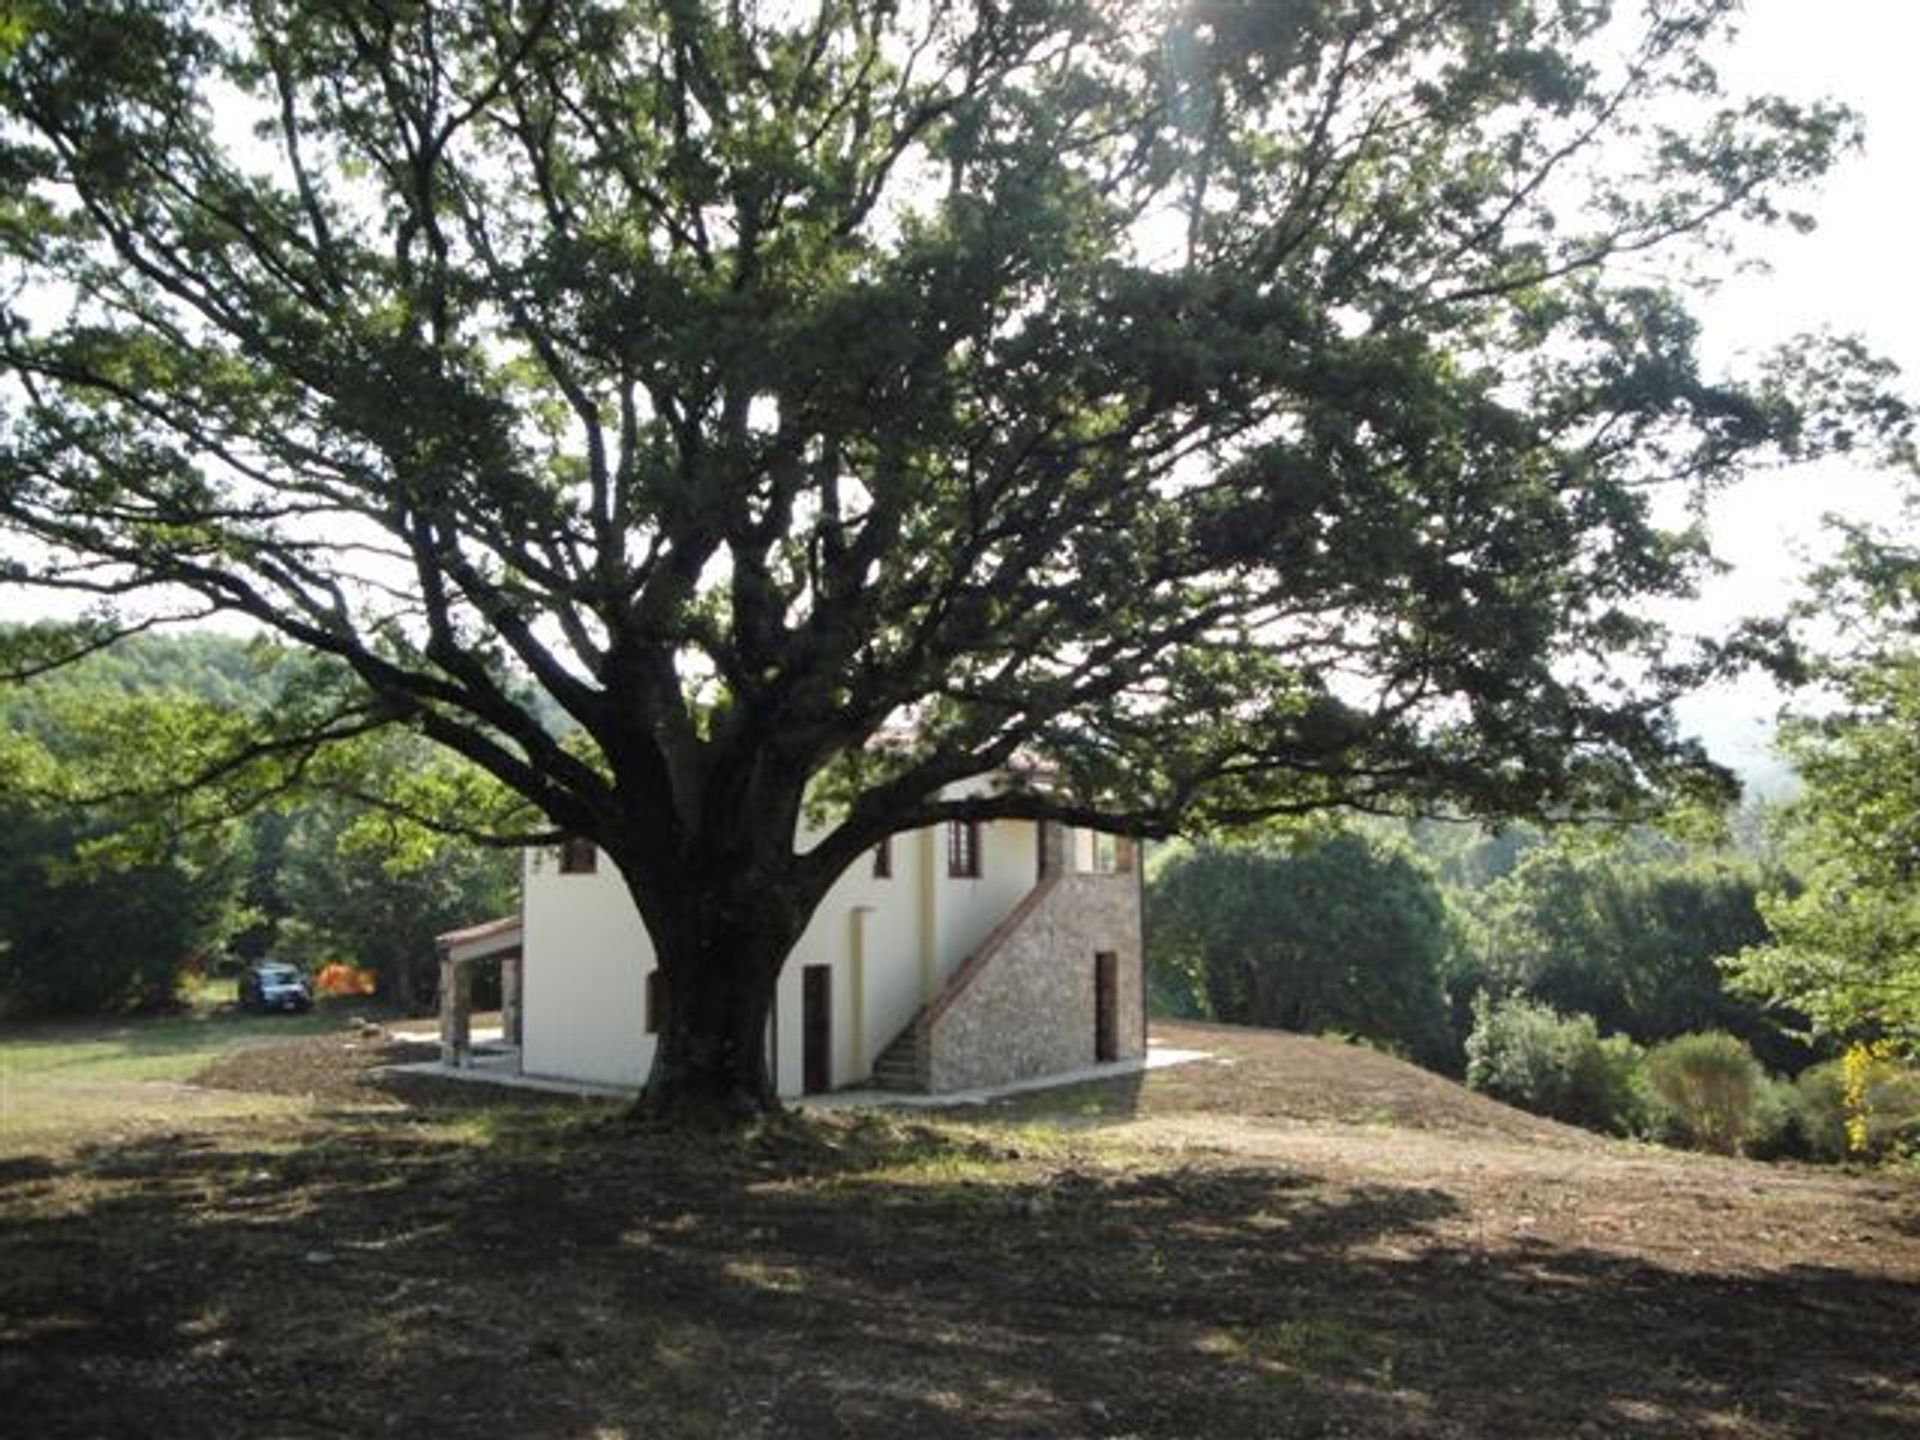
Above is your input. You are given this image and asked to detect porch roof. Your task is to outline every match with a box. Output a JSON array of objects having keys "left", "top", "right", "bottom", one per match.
[{"left": 435, "top": 915, "right": 523, "bottom": 966}]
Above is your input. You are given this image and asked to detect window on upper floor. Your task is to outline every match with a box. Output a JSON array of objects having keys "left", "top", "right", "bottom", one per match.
[
  {"left": 947, "top": 818, "right": 981, "bottom": 878},
  {"left": 1075, "top": 829, "right": 1132, "bottom": 874},
  {"left": 558, "top": 837, "right": 598, "bottom": 874},
  {"left": 873, "top": 835, "right": 893, "bottom": 879}
]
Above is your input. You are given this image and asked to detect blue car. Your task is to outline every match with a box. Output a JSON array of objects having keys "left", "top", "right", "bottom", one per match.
[{"left": 237, "top": 963, "right": 313, "bottom": 1013}]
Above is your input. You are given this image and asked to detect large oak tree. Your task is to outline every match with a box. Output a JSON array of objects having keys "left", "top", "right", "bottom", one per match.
[{"left": 0, "top": 0, "right": 1906, "bottom": 1117}]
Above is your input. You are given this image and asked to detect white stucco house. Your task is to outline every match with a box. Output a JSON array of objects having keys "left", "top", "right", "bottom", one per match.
[{"left": 437, "top": 812, "right": 1146, "bottom": 1097}]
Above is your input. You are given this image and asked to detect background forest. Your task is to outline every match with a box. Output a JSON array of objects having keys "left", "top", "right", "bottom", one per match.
[
  {"left": 0, "top": 630, "right": 517, "bottom": 1017},
  {"left": 1150, "top": 514, "right": 1920, "bottom": 1166},
  {"left": 1150, "top": 799, "right": 1919, "bottom": 1164},
  {"left": 3, "top": 604, "right": 1917, "bottom": 1167}
]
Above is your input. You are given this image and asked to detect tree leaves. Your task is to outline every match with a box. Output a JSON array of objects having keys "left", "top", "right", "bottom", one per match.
[
  {"left": 0, "top": 0, "right": 1907, "bottom": 896},
  {"left": 1150, "top": 830, "right": 1458, "bottom": 1066}
]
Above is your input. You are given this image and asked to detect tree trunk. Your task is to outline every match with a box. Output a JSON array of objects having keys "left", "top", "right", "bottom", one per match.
[
  {"left": 628, "top": 894, "right": 799, "bottom": 1127},
  {"left": 388, "top": 933, "right": 420, "bottom": 1013}
]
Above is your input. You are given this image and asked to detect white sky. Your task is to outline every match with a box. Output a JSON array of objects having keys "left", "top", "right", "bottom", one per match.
[
  {"left": 3, "top": 1, "right": 1914, "bottom": 785},
  {"left": 1671, "top": 0, "right": 1918, "bottom": 783}
]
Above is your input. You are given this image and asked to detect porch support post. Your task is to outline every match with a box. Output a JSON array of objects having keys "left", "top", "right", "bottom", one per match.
[
  {"left": 439, "top": 949, "right": 472, "bottom": 1067},
  {"left": 500, "top": 955, "right": 523, "bottom": 1046}
]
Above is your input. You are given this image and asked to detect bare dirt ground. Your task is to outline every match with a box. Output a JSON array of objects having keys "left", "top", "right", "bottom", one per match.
[{"left": 3, "top": 1017, "right": 1916, "bottom": 1439}]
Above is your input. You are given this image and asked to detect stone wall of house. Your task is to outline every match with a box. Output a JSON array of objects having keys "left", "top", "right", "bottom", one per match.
[{"left": 922, "top": 867, "right": 1144, "bottom": 1093}]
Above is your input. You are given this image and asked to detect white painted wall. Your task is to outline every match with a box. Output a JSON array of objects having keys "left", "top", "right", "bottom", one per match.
[
  {"left": 934, "top": 818, "right": 1039, "bottom": 981},
  {"left": 840, "top": 834, "right": 926, "bottom": 1073},
  {"left": 519, "top": 806, "right": 1088, "bottom": 1096},
  {"left": 519, "top": 847, "right": 656, "bottom": 1087}
]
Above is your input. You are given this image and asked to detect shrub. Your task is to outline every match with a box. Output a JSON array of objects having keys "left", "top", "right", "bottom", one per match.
[
  {"left": 1596, "top": 1033, "right": 1654, "bottom": 1136},
  {"left": 1744, "top": 1075, "right": 1801, "bottom": 1160},
  {"left": 1791, "top": 1061, "right": 1849, "bottom": 1160},
  {"left": 1793, "top": 1052, "right": 1920, "bottom": 1162},
  {"left": 1642, "top": 1032, "right": 1769, "bottom": 1155},
  {"left": 1464, "top": 993, "right": 1640, "bottom": 1133}
]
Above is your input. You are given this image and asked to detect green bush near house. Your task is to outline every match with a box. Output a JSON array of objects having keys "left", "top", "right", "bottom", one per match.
[
  {"left": 1150, "top": 834, "right": 1458, "bottom": 1069},
  {"left": 1642, "top": 1032, "right": 1773, "bottom": 1155},
  {"left": 1463, "top": 993, "right": 1642, "bottom": 1134}
]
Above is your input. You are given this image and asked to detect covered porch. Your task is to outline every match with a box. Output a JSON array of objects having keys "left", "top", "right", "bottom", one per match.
[{"left": 435, "top": 916, "right": 524, "bottom": 1069}]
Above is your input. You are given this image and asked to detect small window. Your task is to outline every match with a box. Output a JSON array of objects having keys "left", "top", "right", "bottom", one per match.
[
  {"left": 1076, "top": 830, "right": 1131, "bottom": 874},
  {"left": 872, "top": 835, "right": 892, "bottom": 879},
  {"left": 947, "top": 819, "right": 981, "bottom": 878},
  {"left": 559, "top": 837, "right": 598, "bottom": 874},
  {"left": 645, "top": 969, "right": 664, "bottom": 1034}
]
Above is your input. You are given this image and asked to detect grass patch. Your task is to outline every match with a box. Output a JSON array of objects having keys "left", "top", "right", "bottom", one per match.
[
  {"left": 1, "top": 1008, "right": 337, "bottom": 1083},
  {"left": 428, "top": 1099, "right": 620, "bottom": 1153},
  {"left": 0, "top": 1005, "right": 351, "bottom": 1150}
]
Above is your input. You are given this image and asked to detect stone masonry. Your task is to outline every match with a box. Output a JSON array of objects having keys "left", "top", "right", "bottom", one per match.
[{"left": 921, "top": 830, "right": 1144, "bottom": 1092}]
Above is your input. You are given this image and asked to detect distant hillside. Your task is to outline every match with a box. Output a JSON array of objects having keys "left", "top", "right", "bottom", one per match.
[
  {"left": 0, "top": 626, "right": 570, "bottom": 744},
  {"left": 0, "top": 628, "right": 289, "bottom": 750}
]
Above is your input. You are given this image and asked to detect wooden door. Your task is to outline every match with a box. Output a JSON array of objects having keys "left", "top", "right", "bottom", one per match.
[
  {"left": 802, "top": 964, "right": 832, "bottom": 1095},
  {"left": 1094, "top": 951, "right": 1119, "bottom": 1063}
]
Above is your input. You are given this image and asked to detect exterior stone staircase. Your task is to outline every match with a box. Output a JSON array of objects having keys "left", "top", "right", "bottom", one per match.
[
  {"left": 868, "top": 1018, "right": 925, "bottom": 1092},
  {"left": 861, "top": 834, "right": 1142, "bottom": 1094},
  {"left": 865, "top": 870, "right": 1074, "bottom": 1094}
]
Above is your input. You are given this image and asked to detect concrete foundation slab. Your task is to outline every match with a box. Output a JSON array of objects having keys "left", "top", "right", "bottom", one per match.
[{"left": 375, "top": 1042, "right": 1210, "bottom": 1107}]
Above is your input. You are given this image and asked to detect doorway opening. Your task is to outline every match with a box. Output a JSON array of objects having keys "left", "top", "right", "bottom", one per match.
[
  {"left": 1094, "top": 951, "right": 1119, "bottom": 1063},
  {"left": 802, "top": 964, "right": 833, "bottom": 1094}
]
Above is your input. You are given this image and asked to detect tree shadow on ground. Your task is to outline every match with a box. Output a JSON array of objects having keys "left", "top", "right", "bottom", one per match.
[{"left": 2, "top": 1108, "right": 1915, "bottom": 1439}]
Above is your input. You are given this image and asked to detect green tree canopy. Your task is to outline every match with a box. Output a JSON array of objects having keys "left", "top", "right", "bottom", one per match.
[
  {"left": 0, "top": 631, "right": 259, "bottom": 1014},
  {"left": 0, "top": 792, "right": 244, "bottom": 1014},
  {"left": 272, "top": 739, "right": 519, "bottom": 1008},
  {"left": 1728, "top": 523, "right": 1920, "bottom": 1050},
  {"left": 1151, "top": 831, "right": 1456, "bottom": 1066},
  {"left": 0, "top": 0, "right": 1908, "bottom": 1115},
  {"left": 0, "top": 626, "right": 514, "bottom": 1014},
  {"left": 1467, "top": 832, "right": 1802, "bottom": 1069}
]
